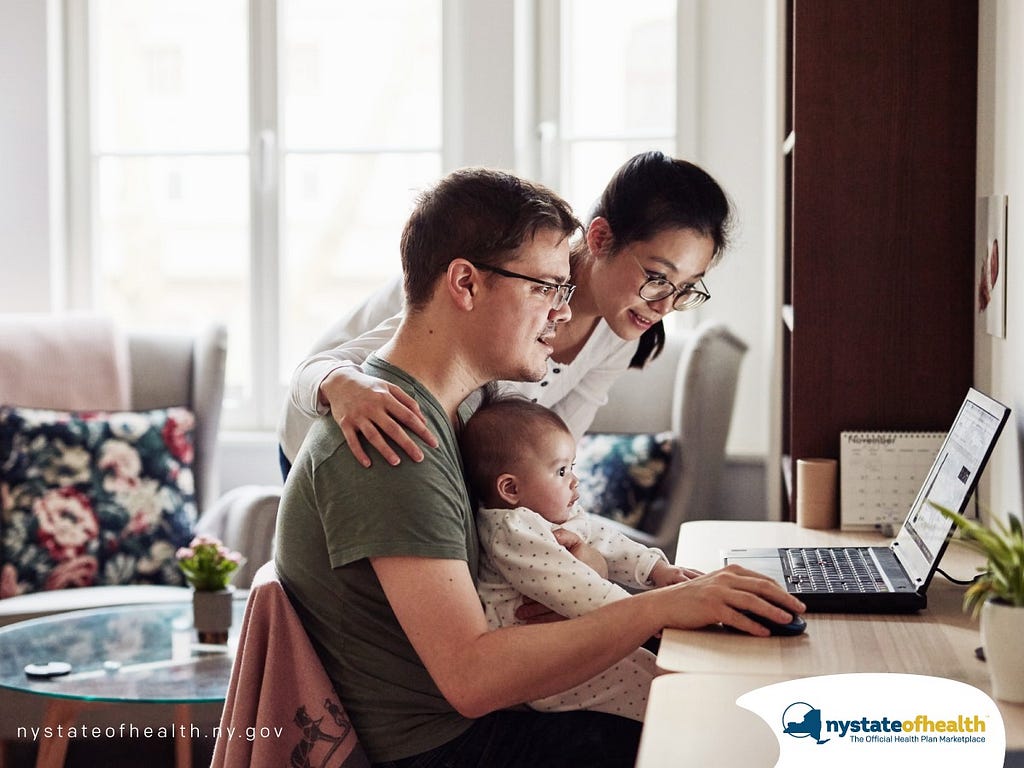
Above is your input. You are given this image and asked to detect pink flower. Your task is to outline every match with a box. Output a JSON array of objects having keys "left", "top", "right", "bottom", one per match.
[
  {"left": 45, "top": 555, "right": 98, "bottom": 590},
  {"left": 176, "top": 534, "right": 244, "bottom": 591},
  {"left": 35, "top": 488, "right": 99, "bottom": 560}
]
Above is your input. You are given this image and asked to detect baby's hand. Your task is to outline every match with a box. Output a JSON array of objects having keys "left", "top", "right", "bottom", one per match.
[
  {"left": 649, "top": 561, "right": 704, "bottom": 588},
  {"left": 514, "top": 597, "right": 565, "bottom": 625}
]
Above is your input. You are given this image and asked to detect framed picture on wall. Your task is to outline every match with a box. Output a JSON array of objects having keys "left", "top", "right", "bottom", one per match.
[{"left": 978, "top": 195, "right": 1008, "bottom": 338}]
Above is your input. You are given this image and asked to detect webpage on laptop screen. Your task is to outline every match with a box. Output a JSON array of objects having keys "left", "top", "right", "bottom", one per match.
[{"left": 905, "top": 399, "right": 1002, "bottom": 562}]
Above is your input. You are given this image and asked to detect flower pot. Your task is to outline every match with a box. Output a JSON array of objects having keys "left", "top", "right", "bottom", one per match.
[
  {"left": 192, "top": 587, "right": 234, "bottom": 644},
  {"left": 981, "top": 599, "right": 1024, "bottom": 702}
]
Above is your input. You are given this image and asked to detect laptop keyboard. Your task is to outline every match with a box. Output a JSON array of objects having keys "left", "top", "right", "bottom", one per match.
[{"left": 784, "top": 547, "right": 888, "bottom": 593}]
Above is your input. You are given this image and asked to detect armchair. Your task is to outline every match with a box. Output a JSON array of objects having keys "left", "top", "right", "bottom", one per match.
[
  {"left": 0, "top": 315, "right": 256, "bottom": 752},
  {"left": 582, "top": 320, "right": 748, "bottom": 555},
  {"left": 0, "top": 318, "right": 232, "bottom": 626}
]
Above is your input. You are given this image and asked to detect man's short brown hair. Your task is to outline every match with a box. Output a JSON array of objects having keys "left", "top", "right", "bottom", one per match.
[{"left": 400, "top": 168, "right": 580, "bottom": 311}]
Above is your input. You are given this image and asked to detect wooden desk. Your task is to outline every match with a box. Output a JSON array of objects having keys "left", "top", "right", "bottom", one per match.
[
  {"left": 639, "top": 520, "right": 1024, "bottom": 765},
  {"left": 637, "top": 673, "right": 785, "bottom": 767}
]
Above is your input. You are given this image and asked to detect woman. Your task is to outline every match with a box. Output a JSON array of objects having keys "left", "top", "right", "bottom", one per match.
[{"left": 278, "top": 151, "right": 733, "bottom": 474}]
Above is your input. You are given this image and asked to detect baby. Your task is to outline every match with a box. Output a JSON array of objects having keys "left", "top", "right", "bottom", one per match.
[{"left": 459, "top": 395, "right": 700, "bottom": 721}]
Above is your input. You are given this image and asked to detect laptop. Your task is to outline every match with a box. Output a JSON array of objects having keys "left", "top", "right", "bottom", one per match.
[{"left": 724, "top": 388, "right": 1010, "bottom": 612}]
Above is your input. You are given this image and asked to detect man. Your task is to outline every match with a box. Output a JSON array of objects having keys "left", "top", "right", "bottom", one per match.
[{"left": 276, "top": 167, "right": 803, "bottom": 766}]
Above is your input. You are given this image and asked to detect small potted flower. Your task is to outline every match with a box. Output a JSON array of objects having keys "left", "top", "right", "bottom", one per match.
[
  {"left": 176, "top": 535, "right": 244, "bottom": 644},
  {"left": 935, "top": 503, "right": 1024, "bottom": 702}
]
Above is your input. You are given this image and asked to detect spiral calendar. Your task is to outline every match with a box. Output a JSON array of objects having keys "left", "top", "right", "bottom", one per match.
[{"left": 839, "top": 431, "right": 947, "bottom": 532}]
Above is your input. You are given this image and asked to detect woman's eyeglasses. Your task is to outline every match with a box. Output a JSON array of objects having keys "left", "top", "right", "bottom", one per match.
[
  {"left": 470, "top": 262, "right": 576, "bottom": 311},
  {"left": 634, "top": 257, "right": 711, "bottom": 312}
]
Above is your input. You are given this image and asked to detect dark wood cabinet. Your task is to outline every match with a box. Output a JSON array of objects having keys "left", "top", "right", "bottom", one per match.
[{"left": 782, "top": 0, "right": 978, "bottom": 516}]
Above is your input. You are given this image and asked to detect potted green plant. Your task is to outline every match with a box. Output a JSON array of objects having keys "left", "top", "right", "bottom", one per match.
[
  {"left": 935, "top": 503, "right": 1024, "bottom": 702},
  {"left": 176, "top": 535, "right": 244, "bottom": 644}
]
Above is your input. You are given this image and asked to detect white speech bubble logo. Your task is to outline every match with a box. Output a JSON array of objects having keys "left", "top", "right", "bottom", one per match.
[{"left": 737, "top": 674, "right": 1005, "bottom": 767}]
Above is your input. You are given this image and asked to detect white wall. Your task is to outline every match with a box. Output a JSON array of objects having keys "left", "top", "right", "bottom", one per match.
[
  {"left": 0, "top": 0, "right": 61, "bottom": 311},
  {"left": 692, "top": 0, "right": 775, "bottom": 463},
  {"left": 976, "top": 0, "right": 1024, "bottom": 521},
  {"left": 443, "top": 0, "right": 517, "bottom": 169}
]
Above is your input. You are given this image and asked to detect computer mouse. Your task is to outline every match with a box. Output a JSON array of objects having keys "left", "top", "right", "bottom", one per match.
[{"left": 738, "top": 607, "right": 807, "bottom": 636}]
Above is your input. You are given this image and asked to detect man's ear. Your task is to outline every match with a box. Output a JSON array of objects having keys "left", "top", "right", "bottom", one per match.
[
  {"left": 445, "top": 259, "right": 478, "bottom": 311},
  {"left": 496, "top": 473, "right": 519, "bottom": 506},
  {"left": 585, "top": 216, "right": 614, "bottom": 257}
]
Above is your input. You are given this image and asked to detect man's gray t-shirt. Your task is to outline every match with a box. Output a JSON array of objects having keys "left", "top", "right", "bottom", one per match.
[{"left": 275, "top": 355, "right": 479, "bottom": 763}]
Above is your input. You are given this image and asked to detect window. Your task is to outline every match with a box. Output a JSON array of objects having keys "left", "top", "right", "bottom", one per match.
[
  {"left": 542, "top": 0, "right": 677, "bottom": 215},
  {"left": 540, "top": 0, "right": 688, "bottom": 338},
  {"left": 70, "top": 0, "right": 441, "bottom": 429},
  {"left": 278, "top": 1, "right": 442, "bottom": 403}
]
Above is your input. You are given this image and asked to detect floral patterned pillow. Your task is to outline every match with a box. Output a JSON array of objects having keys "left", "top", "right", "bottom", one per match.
[
  {"left": 0, "top": 405, "right": 197, "bottom": 598},
  {"left": 575, "top": 431, "right": 675, "bottom": 531}
]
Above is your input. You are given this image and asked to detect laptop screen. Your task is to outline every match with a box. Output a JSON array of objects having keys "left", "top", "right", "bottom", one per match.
[{"left": 893, "top": 388, "right": 1010, "bottom": 585}]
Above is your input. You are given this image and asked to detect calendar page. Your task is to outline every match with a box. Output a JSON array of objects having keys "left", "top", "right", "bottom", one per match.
[{"left": 839, "top": 431, "right": 946, "bottom": 533}]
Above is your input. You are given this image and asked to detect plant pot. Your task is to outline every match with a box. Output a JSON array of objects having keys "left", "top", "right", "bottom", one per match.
[
  {"left": 192, "top": 587, "right": 234, "bottom": 644},
  {"left": 981, "top": 599, "right": 1024, "bottom": 702}
]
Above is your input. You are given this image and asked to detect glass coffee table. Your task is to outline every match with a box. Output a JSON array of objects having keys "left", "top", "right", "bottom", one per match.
[{"left": 0, "top": 600, "right": 246, "bottom": 768}]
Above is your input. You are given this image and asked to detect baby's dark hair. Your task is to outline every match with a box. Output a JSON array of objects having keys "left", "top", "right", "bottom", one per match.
[{"left": 459, "top": 394, "right": 572, "bottom": 505}]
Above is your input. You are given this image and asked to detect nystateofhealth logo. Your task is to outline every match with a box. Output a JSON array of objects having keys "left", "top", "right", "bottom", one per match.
[{"left": 737, "top": 674, "right": 1006, "bottom": 767}]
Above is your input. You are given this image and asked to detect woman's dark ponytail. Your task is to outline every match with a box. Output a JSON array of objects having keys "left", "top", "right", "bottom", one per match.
[{"left": 630, "top": 323, "right": 665, "bottom": 369}]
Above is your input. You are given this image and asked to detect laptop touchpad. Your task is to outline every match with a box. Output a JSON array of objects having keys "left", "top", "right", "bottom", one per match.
[{"left": 723, "top": 553, "right": 787, "bottom": 588}]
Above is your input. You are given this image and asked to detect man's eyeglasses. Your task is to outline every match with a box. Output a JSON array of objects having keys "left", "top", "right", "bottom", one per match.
[
  {"left": 634, "top": 257, "right": 711, "bottom": 312},
  {"left": 470, "top": 262, "right": 576, "bottom": 311}
]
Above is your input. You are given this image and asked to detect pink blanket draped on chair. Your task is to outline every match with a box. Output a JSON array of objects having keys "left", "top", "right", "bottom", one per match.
[
  {"left": 211, "top": 562, "right": 368, "bottom": 768},
  {"left": 0, "top": 313, "right": 130, "bottom": 410}
]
